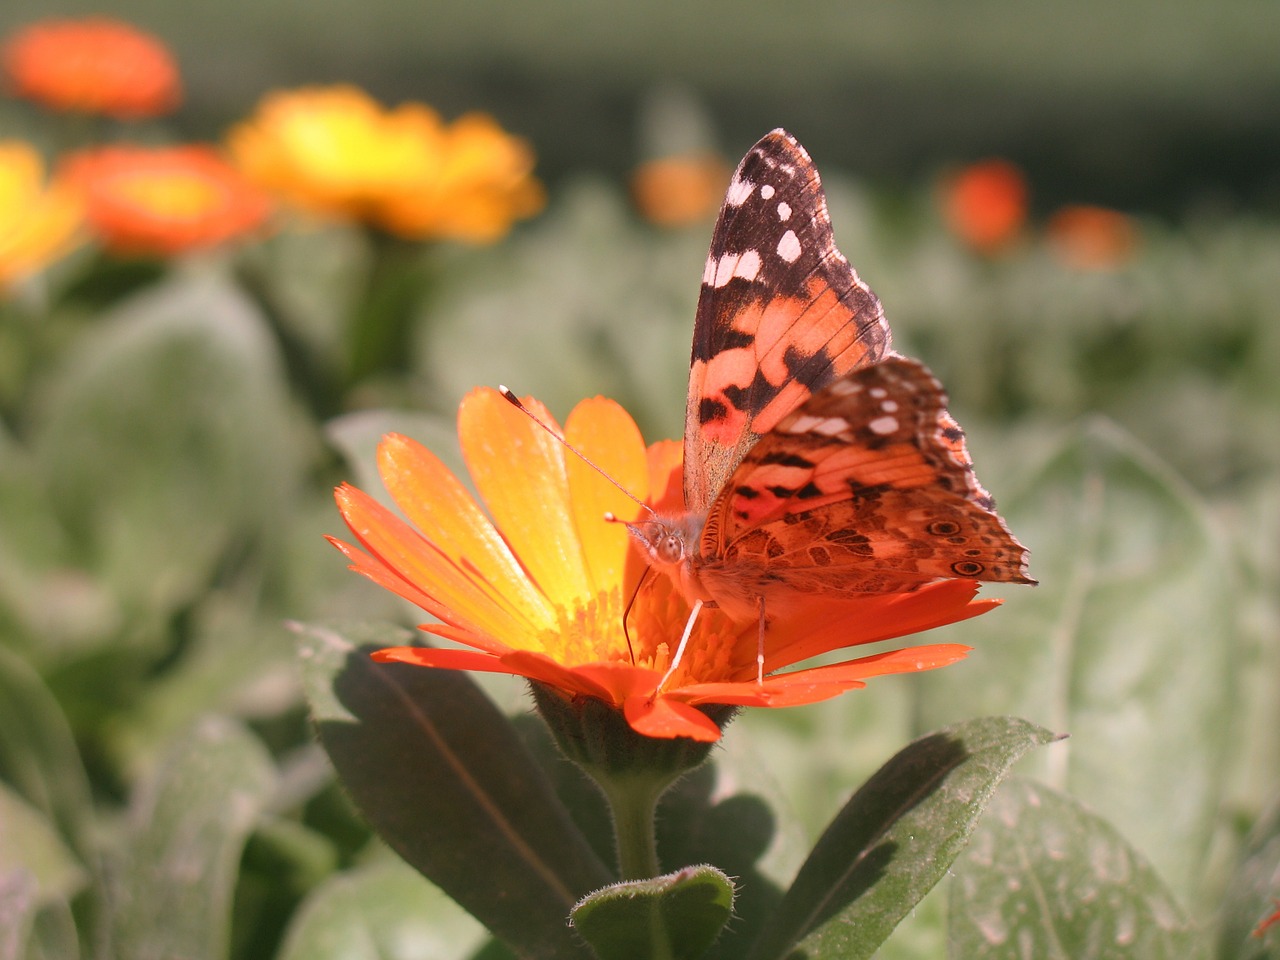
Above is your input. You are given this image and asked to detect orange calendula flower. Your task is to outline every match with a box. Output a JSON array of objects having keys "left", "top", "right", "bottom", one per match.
[
  {"left": 939, "top": 159, "right": 1028, "bottom": 253},
  {"left": 630, "top": 154, "right": 731, "bottom": 227},
  {"left": 62, "top": 145, "right": 271, "bottom": 256},
  {"left": 228, "top": 85, "right": 543, "bottom": 243},
  {"left": 1045, "top": 204, "right": 1138, "bottom": 270},
  {"left": 330, "top": 389, "right": 995, "bottom": 742},
  {"left": 0, "top": 141, "right": 83, "bottom": 290},
  {"left": 2, "top": 18, "right": 180, "bottom": 119}
]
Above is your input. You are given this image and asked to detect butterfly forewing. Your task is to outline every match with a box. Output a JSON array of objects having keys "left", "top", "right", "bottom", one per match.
[
  {"left": 685, "top": 130, "right": 892, "bottom": 514},
  {"left": 696, "top": 358, "right": 1034, "bottom": 608}
]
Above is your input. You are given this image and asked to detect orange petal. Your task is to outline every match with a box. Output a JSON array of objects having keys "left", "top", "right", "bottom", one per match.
[
  {"left": 768, "top": 580, "right": 996, "bottom": 669},
  {"left": 624, "top": 695, "right": 721, "bottom": 741},
  {"left": 458, "top": 388, "right": 593, "bottom": 605},
  {"left": 564, "top": 397, "right": 650, "bottom": 595},
  {"left": 646, "top": 439, "right": 685, "bottom": 512},
  {"left": 377, "top": 433, "right": 553, "bottom": 634},
  {"left": 333, "top": 484, "right": 530, "bottom": 646}
]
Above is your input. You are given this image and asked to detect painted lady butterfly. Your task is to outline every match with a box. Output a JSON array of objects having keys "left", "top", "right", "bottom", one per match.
[{"left": 628, "top": 130, "right": 1034, "bottom": 647}]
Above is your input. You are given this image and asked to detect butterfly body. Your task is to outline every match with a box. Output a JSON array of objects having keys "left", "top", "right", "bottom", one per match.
[{"left": 632, "top": 130, "right": 1033, "bottom": 637}]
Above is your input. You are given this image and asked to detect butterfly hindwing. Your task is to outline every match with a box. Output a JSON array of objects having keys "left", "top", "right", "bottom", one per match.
[
  {"left": 684, "top": 130, "right": 892, "bottom": 515},
  {"left": 695, "top": 358, "right": 1034, "bottom": 611}
]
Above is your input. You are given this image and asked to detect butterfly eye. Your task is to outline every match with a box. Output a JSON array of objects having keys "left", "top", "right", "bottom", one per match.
[{"left": 658, "top": 535, "right": 685, "bottom": 564}]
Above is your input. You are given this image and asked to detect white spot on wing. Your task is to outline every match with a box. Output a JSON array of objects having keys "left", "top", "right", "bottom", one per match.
[
  {"left": 777, "top": 201, "right": 791, "bottom": 221},
  {"left": 880, "top": 399, "right": 899, "bottom": 413},
  {"left": 785, "top": 415, "right": 850, "bottom": 437},
  {"left": 734, "top": 249, "right": 762, "bottom": 281},
  {"left": 761, "top": 184, "right": 775, "bottom": 199},
  {"left": 777, "top": 229, "right": 802, "bottom": 263},
  {"left": 868, "top": 415, "right": 899, "bottom": 435},
  {"left": 709, "top": 250, "right": 763, "bottom": 288},
  {"left": 725, "top": 177, "right": 754, "bottom": 206}
]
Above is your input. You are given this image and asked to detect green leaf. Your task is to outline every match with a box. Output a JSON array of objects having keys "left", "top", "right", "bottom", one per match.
[
  {"left": 949, "top": 778, "right": 1202, "bottom": 959},
  {"left": 572, "top": 865, "right": 735, "bottom": 960},
  {"left": 916, "top": 419, "right": 1237, "bottom": 899},
  {"left": 296, "top": 621, "right": 612, "bottom": 960},
  {"left": 0, "top": 646, "right": 97, "bottom": 871},
  {"left": 109, "top": 715, "right": 276, "bottom": 960},
  {"left": 1217, "top": 792, "right": 1280, "bottom": 959},
  {"left": 30, "top": 272, "right": 304, "bottom": 650},
  {"left": 0, "top": 785, "right": 86, "bottom": 906},
  {"left": 748, "top": 716, "right": 1056, "bottom": 960},
  {"left": 278, "top": 859, "right": 488, "bottom": 960}
]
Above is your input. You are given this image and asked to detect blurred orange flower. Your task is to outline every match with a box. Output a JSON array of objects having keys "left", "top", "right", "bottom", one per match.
[
  {"left": 228, "top": 85, "right": 543, "bottom": 243},
  {"left": 630, "top": 153, "right": 730, "bottom": 227},
  {"left": 0, "top": 141, "right": 83, "bottom": 290},
  {"left": 2, "top": 17, "right": 180, "bottom": 119},
  {"left": 940, "top": 159, "right": 1028, "bottom": 253},
  {"left": 63, "top": 145, "right": 271, "bottom": 256},
  {"left": 1045, "top": 204, "right": 1138, "bottom": 270},
  {"left": 329, "top": 389, "right": 992, "bottom": 742}
]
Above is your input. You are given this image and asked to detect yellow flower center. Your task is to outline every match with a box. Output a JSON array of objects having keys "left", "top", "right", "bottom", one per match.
[{"left": 536, "top": 587, "right": 630, "bottom": 665}]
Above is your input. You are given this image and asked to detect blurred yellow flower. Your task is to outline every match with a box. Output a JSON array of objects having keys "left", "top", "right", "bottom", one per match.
[
  {"left": 228, "top": 85, "right": 543, "bottom": 243},
  {"left": 0, "top": 141, "right": 82, "bottom": 290}
]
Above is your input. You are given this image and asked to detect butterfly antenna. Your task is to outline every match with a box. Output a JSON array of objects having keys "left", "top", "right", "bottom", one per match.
[
  {"left": 498, "top": 386, "right": 659, "bottom": 520},
  {"left": 618, "top": 566, "right": 652, "bottom": 665}
]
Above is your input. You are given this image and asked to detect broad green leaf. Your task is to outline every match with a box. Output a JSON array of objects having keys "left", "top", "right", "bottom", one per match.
[
  {"left": 949, "top": 778, "right": 1202, "bottom": 959},
  {"left": 572, "top": 866, "right": 735, "bottom": 960},
  {"left": 0, "top": 785, "right": 86, "bottom": 905},
  {"left": 748, "top": 716, "right": 1056, "bottom": 960},
  {"left": 296, "top": 621, "right": 611, "bottom": 960},
  {"left": 30, "top": 272, "right": 304, "bottom": 653},
  {"left": 418, "top": 181, "right": 699, "bottom": 435},
  {"left": 278, "top": 859, "right": 488, "bottom": 960},
  {"left": 0, "top": 647, "right": 97, "bottom": 870},
  {"left": 1217, "top": 792, "right": 1280, "bottom": 959},
  {"left": 916, "top": 419, "right": 1237, "bottom": 899},
  {"left": 110, "top": 715, "right": 276, "bottom": 960}
]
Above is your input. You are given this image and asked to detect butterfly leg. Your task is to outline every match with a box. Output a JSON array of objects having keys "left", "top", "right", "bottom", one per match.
[
  {"left": 654, "top": 598, "right": 704, "bottom": 694},
  {"left": 755, "top": 595, "right": 766, "bottom": 686}
]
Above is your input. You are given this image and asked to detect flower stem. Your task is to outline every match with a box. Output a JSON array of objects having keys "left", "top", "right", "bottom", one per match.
[{"left": 600, "top": 775, "right": 667, "bottom": 881}]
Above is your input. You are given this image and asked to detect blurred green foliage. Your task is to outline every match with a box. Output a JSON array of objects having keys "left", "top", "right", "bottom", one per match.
[{"left": 3, "top": 4, "right": 1280, "bottom": 954}]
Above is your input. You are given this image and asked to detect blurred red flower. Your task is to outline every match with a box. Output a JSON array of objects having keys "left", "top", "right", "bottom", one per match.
[
  {"left": 939, "top": 159, "right": 1028, "bottom": 253},
  {"left": 63, "top": 146, "right": 271, "bottom": 256},
  {"left": 1045, "top": 204, "right": 1139, "bottom": 270},
  {"left": 2, "top": 18, "right": 180, "bottom": 119}
]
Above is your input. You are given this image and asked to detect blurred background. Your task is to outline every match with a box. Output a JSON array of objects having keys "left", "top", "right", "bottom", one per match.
[
  {"left": 5, "top": 0, "right": 1280, "bottom": 213},
  {"left": 2, "top": 2, "right": 1279, "bottom": 958}
]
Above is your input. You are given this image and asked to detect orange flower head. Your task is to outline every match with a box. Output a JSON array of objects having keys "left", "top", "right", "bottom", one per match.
[
  {"left": 1045, "top": 204, "right": 1138, "bottom": 270},
  {"left": 630, "top": 154, "right": 731, "bottom": 227},
  {"left": 62, "top": 145, "right": 271, "bottom": 257},
  {"left": 2, "top": 18, "right": 180, "bottom": 119},
  {"left": 0, "top": 141, "right": 83, "bottom": 291},
  {"left": 330, "top": 390, "right": 997, "bottom": 742},
  {"left": 228, "top": 85, "right": 543, "bottom": 242},
  {"left": 940, "top": 159, "right": 1028, "bottom": 253}
]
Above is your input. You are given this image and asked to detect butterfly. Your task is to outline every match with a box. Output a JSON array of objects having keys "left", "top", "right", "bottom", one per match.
[{"left": 625, "top": 130, "right": 1033, "bottom": 673}]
